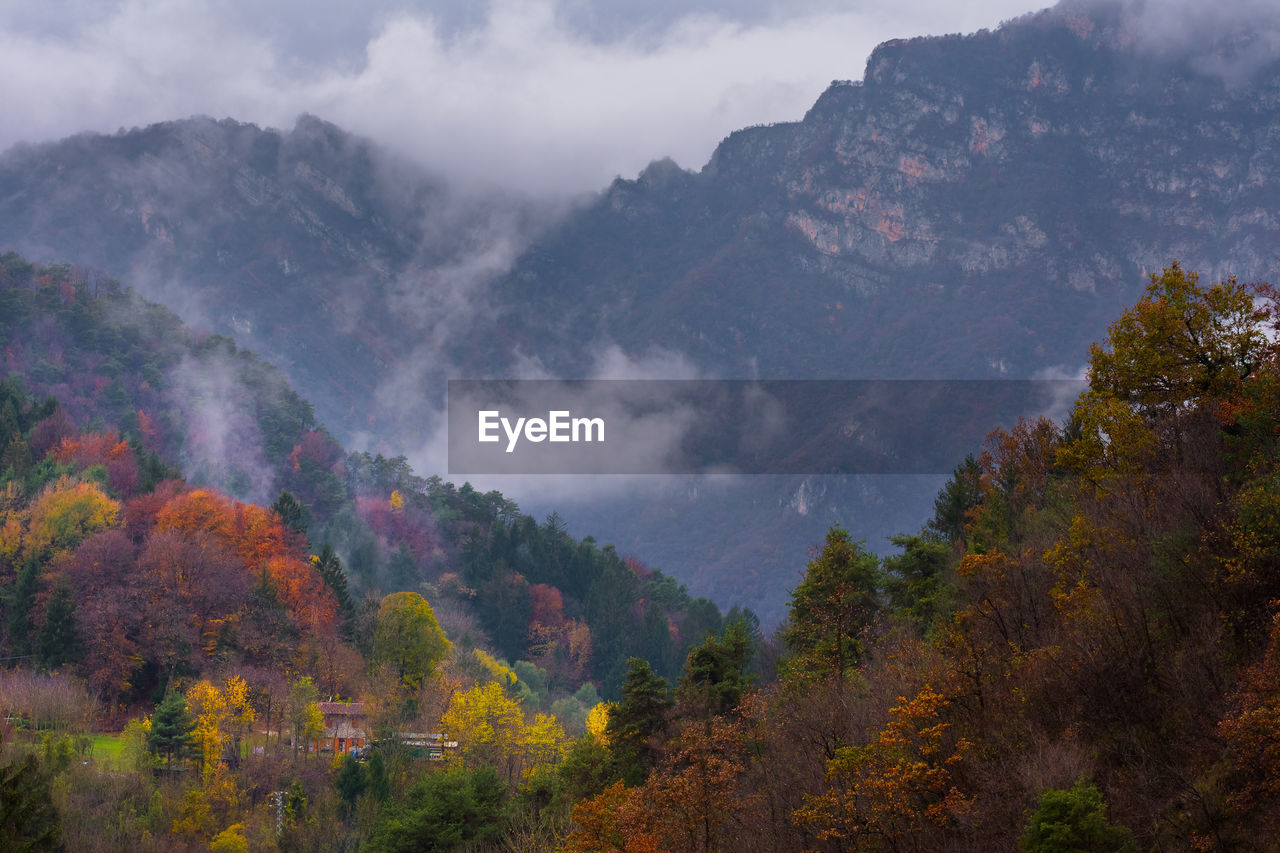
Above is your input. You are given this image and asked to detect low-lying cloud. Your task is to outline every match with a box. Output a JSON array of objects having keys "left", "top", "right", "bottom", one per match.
[{"left": 1, "top": 0, "right": 1034, "bottom": 195}]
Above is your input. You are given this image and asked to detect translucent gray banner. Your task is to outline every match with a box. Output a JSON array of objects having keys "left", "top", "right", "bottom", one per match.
[{"left": 447, "top": 380, "right": 1085, "bottom": 475}]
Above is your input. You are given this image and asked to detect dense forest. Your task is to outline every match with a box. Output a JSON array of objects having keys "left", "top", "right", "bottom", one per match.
[
  {"left": 3, "top": 257, "right": 1280, "bottom": 851},
  {"left": 550, "top": 263, "right": 1280, "bottom": 851}
]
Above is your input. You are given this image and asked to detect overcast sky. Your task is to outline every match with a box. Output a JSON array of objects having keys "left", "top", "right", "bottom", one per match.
[{"left": 0, "top": 0, "right": 1045, "bottom": 194}]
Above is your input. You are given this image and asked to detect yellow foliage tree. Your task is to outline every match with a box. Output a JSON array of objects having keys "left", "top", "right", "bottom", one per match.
[
  {"left": 186, "top": 680, "right": 229, "bottom": 782},
  {"left": 222, "top": 675, "right": 255, "bottom": 760},
  {"left": 1, "top": 477, "right": 120, "bottom": 563},
  {"left": 585, "top": 702, "right": 613, "bottom": 745},
  {"left": 1061, "top": 263, "right": 1271, "bottom": 495},
  {"left": 442, "top": 681, "right": 566, "bottom": 784},
  {"left": 185, "top": 676, "right": 256, "bottom": 782},
  {"left": 209, "top": 823, "right": 249, "bottom": 853},
  {"left": 372, "top": 592, "right": 452, "bottom": 693},
  {"left": 474, "top": 648, "right": 518, "bottom": 687}
]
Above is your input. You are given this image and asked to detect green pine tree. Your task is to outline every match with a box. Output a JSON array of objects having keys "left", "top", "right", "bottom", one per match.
[
  {"left": 335, "top": 754, "right": 367, "bottom": 817},
  {"left": 6, "top": 559, "right": 40, "bottom": 660},
  {"left": 605, "top": 657, "right": 672, "bottom": 785},
  {"left": 0, "top": 753, "right": 64, "bottom": 852},
  {"left": 1021, "top": 781, "right": 1138, "bottom": 853},
  {"left": 781, "top": 525, "right": 881, "bottom": 681},
  {"left": 678, "top": 617, "right": 754, "bottom": 719},
  {"left": 882, "top": 533, "right": 952, "bottom": 635},
  {"left": 315, "top": 543, "right": 356, "bottom": 638},
  {"left": 272, "top": 490, "right": 309, "bottom": 536},
  {"left": 928, "top": 454, "right": 983, "bottom": 545},
  {"left": 147, "top": 692, "right": 196, "bottom": 770},
  {"left": 36, "top": 580, "right": 80, "bottom": 670}
]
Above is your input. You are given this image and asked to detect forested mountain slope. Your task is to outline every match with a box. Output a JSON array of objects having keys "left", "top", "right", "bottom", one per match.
[{"left": 0, "top": 254, "right": 727, "bottom": 700}]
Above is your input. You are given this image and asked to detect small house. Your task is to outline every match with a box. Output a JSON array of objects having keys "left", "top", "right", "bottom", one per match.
[{"left": 312, "top": 701, "right": 367, "bottom": 755}]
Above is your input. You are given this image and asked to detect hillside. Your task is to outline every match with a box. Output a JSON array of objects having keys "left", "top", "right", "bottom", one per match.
[
  {"left": 0, "top": 254, "right": 728, "bottom": 698},
  {"left": 0, "top": 114, "right": 551, "bottom": 441},
  {"left": 554, "top": 263, "right": 1280, "bottom": 851}
]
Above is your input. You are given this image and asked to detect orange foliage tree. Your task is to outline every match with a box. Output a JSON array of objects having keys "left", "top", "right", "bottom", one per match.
[
  {"left": 155, "top": 488, "right": 335, "bottom": 631},
  {"left": 795, "top": 684, "right": 973, "bottom": 850}
]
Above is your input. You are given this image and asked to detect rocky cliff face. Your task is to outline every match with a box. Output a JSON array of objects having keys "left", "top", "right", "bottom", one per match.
[{"left": 485, "top": 3, "right": 1280, "bottom": 384}]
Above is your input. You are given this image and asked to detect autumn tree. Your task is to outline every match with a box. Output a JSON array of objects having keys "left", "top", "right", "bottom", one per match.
[
  {"left": 1090, "top": 262, "right": 1268, "bottom": 414},
  {"left": 1061, "top": 262, "right": 1272, "bottom": 490},
  {"left": 626, "top": 713, "right": 758, "bottom": 852},
  {"left": 585, "top": 702, "right": 612, "bottom": 743},
  {"left": 2, "top": 477, "right": 120, "bottom": 564},
  {"left": 372, "top": 591, "right": 451, "bottom": 693},
  {"left": 136, "top": 529, "right": 246, "bottom": 684},
  {"left": 795, "top": 684, "right": 973, "bottom": 850},
  {"left": 441, "top": 681, "right": 566, "bottom": 785},
  {"left": 55, "top": 528, "right": 141, "bottom": 703},
  {"left": 1220, "top": 608, "right": 1280, "bottom": 838},
  {"left": 562, "top": 780, "right": 656, "bottom": 853},
  {"left": 185, "top": 676, "right": 256, "bottom": 780},
  {"left": 186, "top": 679, "right": 230, "bottom": 781}
]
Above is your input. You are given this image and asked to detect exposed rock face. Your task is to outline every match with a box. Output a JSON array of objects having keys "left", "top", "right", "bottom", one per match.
[{"left": 485, "top": 3, "right": 1280, "bottom": 383}]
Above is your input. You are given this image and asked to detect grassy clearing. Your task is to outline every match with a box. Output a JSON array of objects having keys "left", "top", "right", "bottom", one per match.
[{"left": 90, "top": 733, "right": 126, "bottom": 770}]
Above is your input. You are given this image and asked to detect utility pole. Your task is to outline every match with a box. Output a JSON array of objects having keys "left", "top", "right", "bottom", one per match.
[{"left": 272, "top": 790, "right": 284, "bottom": 836}]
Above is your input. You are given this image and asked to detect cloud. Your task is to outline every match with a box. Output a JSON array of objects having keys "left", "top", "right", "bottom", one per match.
[
  {"left": 0, "top": 0, "right": 1036, "bottom": 195},
  {"left": 165, "top": 352, "right": 278, "bottom": 505},
  {"left": 1059, "top": 0, "right": 1280, "bottom": 84},
  {"left": 1030, "top": 365, "right": 1090, "bottom": 423}
]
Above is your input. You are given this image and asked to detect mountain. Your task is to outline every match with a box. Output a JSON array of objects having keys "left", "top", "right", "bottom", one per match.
[
  {"left": 5, "top": 1, "right": 1280, "bottom": 621},
  {"left": 0, "top": 114, "right": 551, "bottom": 442},
  {"left": 485, "top": 3, "right": 1280, "bottom": 380},
  {"left": 465, "top": 0, "right": 1280, "bottom": 615}
]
